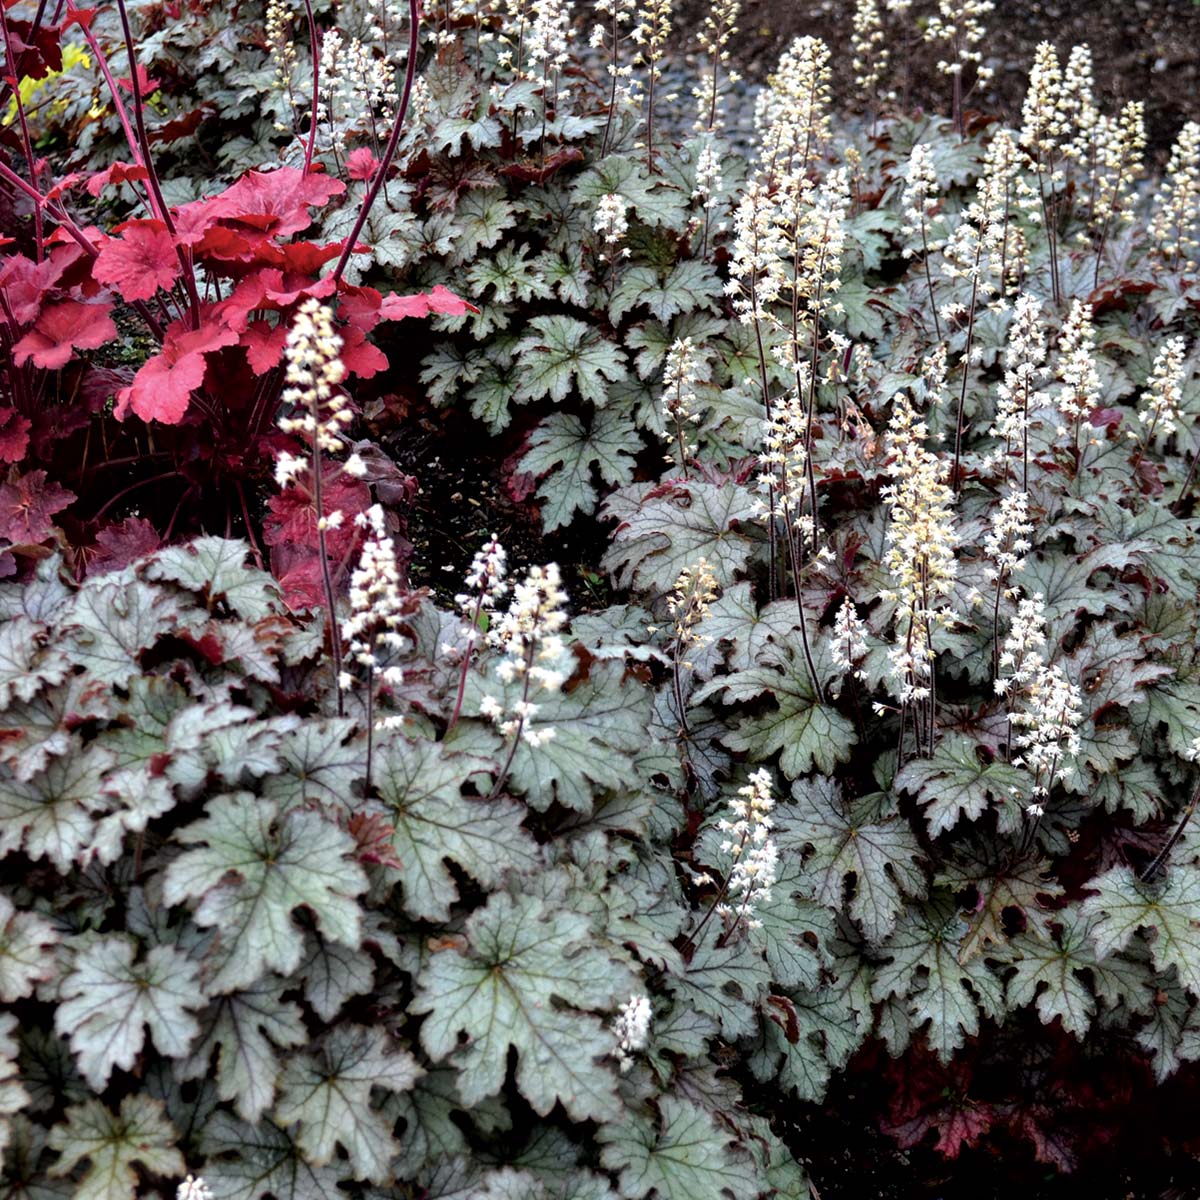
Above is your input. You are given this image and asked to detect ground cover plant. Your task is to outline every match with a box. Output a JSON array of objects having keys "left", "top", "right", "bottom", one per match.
[{"left": 2, "top": 0, "right": 1200, "bottom": 1197}]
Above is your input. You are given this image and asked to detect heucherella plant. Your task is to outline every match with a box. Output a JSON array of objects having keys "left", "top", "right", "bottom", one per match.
[
  {"left": 16, "top": 0, "right": 1200, "bottom": 1191},
  {"left": 480, "top": 561, "right": 570, "bottom": 791},
  {"left": 1136, "top": 336, "right": 1190, "bottom": 452},
  {"left": 1149, "top": 120, "right": 1200, "bottom": 272},
  {"left": 923, "top": 0, "right": 994, "bottom": 134},
  {"left": 275, "top": 298, "right": 359, "bottom": 708},
  {"left": 692, "top": 0, "right": 741, "bottom": 133},
  {"left": 879, "top": 390, "right": 961, "bottom": 757}
]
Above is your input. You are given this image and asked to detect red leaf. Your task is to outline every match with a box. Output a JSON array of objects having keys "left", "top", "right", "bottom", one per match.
[
  {"left": 264, "top": 466, "right": 368, "bottom": 560},
  {"left": 242, "top": 320, "right": 288, "bottom": 374},
  {"left": 346, "top": 148, "right": 380, "bottom": 182},
  {"left": 146, "top": 104, "right": 210, "bottom": 147},
  {"left": 86, "top": 161, "right": 150, "bottom": 198},
  {"left": 114, "top": 319, "right": 239, "bottom": 424},
  {"left": 339, "top": 324, "right": 387, "bottom": 379},
  {"left": 44, "top": 172, "right": 84, "bottom": 202},
  {"left": 336, "top": 284, "right": 383, "bottom": 331},
  {"left": 271, "top": 240, "right": 346, "bottom": 275},
  {"left": 0, "top": 252, "right": 66, "bottom": 324},
  {"left": 11, "top": 300, "right": 117, "bottom": 370},
  {"left": 88, "top": 516, "right": 161, "bottom": 576},
  {"left": 377, "top": 283, "right": 477, "bottom": 321},
  {"left": 94, "top": 221, "right": 180, "bottom": 302},
  {"left": 0, "top": 469, "right": 75, "bottom": 542},
  {"left": 205, "top": 167, "right": 345, "bottom": 239},
  {"left": 0, "top": 409, "right": 31, "bottom": 463},
  {"left": 116, "top": 63, "right": 162, "bottom": 94},
  {"left": 63, "top": 7, "right": 97, "bottom": 30}
]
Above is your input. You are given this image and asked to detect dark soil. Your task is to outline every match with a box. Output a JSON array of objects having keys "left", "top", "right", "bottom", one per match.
[{"left": 685, "top": 0, "right": 1200, "bottom": 163}]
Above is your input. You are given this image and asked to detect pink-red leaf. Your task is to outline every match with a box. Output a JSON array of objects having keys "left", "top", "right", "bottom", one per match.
[
  {"left": 11, "top": 300, "right": 117, "bottom": 370},
  {"left": 114, "top": 320, "right": 239, "bottom": 424},
  {"left": 378, "top": 283, "right": 476, "bottom": 321},
  {"left": 88, "top": 516, "right": 161, "bottom": 576},
  {"left": 94, "top": 221, "right": 180, "bottom": 302},
  {"left": 86, "top": 161, "right": 150, "bottom": 198},
  {"left": 0, "top": 469, "right": 75, "bottom": 542},
  {"left": 347, "top": 148, "right": 380, "bottom": 182}
]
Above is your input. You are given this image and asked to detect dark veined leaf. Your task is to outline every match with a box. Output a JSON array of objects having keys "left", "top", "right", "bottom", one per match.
[
  {"left": 47, "top": 1096, "right": 183, "bottom": 1200},
  {"left": 372, "top": 735, "right": 540, "bottom": 921},
  {"left": 696, "top": 646, "right": 858, "bottom": 780},
  {"left": 776, "top": 779, "right": 925, "bottom": 945},
  {"left": 871, "top": 895, "right": 1005, "bottom": 1063},
  {"left": 895, "top": 733, "right": 1027, "bottom": 837},
  {"left": 0, "top": 893, "right": 58, "bottom": 1001},
  {"left": 274, "top": 1025, "right": 422, "bottom": 1184},
  {"left": 597, "top": 1094, "right": 756, "bottom": 1200},
  {"left": 200, "top": 1110, "right": 344, "bottom": 1200},
  {"left": 177, "top": 979, "right": 307, "bottom": 1123},
  {"left": 412, "top": 892, "right": 636, "bottom": 1121},
  {"left": 1082, "top": 865, "right": 1200, "bottom": 996},
  {"left": 520, "top": 410, "right": 642, "bottom": 532},
  {"left": 602, "top": 479, "right": 761, "bottom": 596},
  {"left": 55, "top": 936, "right": 203, "bottom": 1090},
  {"left": 162, "top": 792, "right": 367, "bottom": 993},
  {"left": 142, "top": 536, "right": 282, "bottom": 622},
  {"left": 513, "top": 316, "right": 627, "bottom": 406}
]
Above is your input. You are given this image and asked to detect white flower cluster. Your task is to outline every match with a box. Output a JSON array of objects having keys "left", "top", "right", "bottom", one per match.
[
  {"left": 631, "top": 0, "right": 672, "bottom": 88},
  {"left": 992, "top": 293, "right": 1049, "bottom": 466},
  {"left": 923, "top": 0, "right": 993, "bottom": 84},
  {"left": 716, "top": 768, "right": 778, "bottom": 929},
  {"left": 1054, "top": 300, "right": 1101, "bottom": 432},
  {"left": 455, "top": 536, "right": 508, "bottom": 648},
  {"left": 526, "top": 0, "right": 572, "bottom": 77},
  {"left": 265, "top": 0, "right": 297, "bottom": 96},
  {"left": 591, "top": 0, "right": 638, "bottom": 144},
  {"left": 1150, "top": 121, "right": 1200, "bottom": 271},
  {"left": 480, "top": 563, "right": 569, "bottom": 747},
  {"left": 318, "top": 29, "right": 399, "bottom": 148},
  {"left": 593, "top": 192, "right": 630, "bottom": 259},
  {"left": 692, "top": 0, "right": 740, "bottom": 132},
  {"left": 339, "top": 505, "right": 407, "bottom": 710},
  {"left": 1137, "top": 336, "right": 1190, "bottom": 442},
  {"left": 726, "top": 180, "right": 785, "bottom": 323},
  {"left": 781, "top": 167, "right": 850, "bottom": 328},
  {"left": 692, "top": 138, "right": 724, "bottom": 212},
  {"left": 1088, "top": 100, "right": 1146, "bottom": 233},
  {"left": 664, "top": 558, "right": 718, "bottom": 664},
  {"left": 277, "top": 298, "right": 351, "bottom": 464},
  {"left": 900, "top": 143, "right": 942, "bottom": 261},
  {"left": 850, "top": 0, "right": 887, "bottom": 99},
  {"left": 983, "top": 490, "right": 1034, "bottom": 586},
  {"left": 754, "top": 36, "right": 831, "bottom": 179},
  {"left": 662, "top": 337, "right": 702, "bottom": 468},
  {"left": 879, "top": 392, "right": 961, "bottom": 705},
  {"left": 831, "top": 596, "right": 869, "bottom": 680},
  {"left": 178, "top": 1177, "right": 214, "bottom": 1200},
  {"left": 997, "top": 592, "right": 1083, "bottom": 799},
  {"left": 611, "top": 994, "right": 651, "bottom": 1072},
  {"left": 938, "top": 132, "right": 1014, "bottom": 310},
  {"left": 754, "top": 381, "right": 812, "bottom": 537}
]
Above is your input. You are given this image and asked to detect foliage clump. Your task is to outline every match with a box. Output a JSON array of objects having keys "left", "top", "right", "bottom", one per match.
[{"left": 5, "top": 0, "right": 1200, "bottom": 1195}]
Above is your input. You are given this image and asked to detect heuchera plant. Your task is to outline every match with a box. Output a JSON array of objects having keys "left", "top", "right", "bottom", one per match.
[{"left": 5, "top": 0, "right": 1200, "bottom": 1197}]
